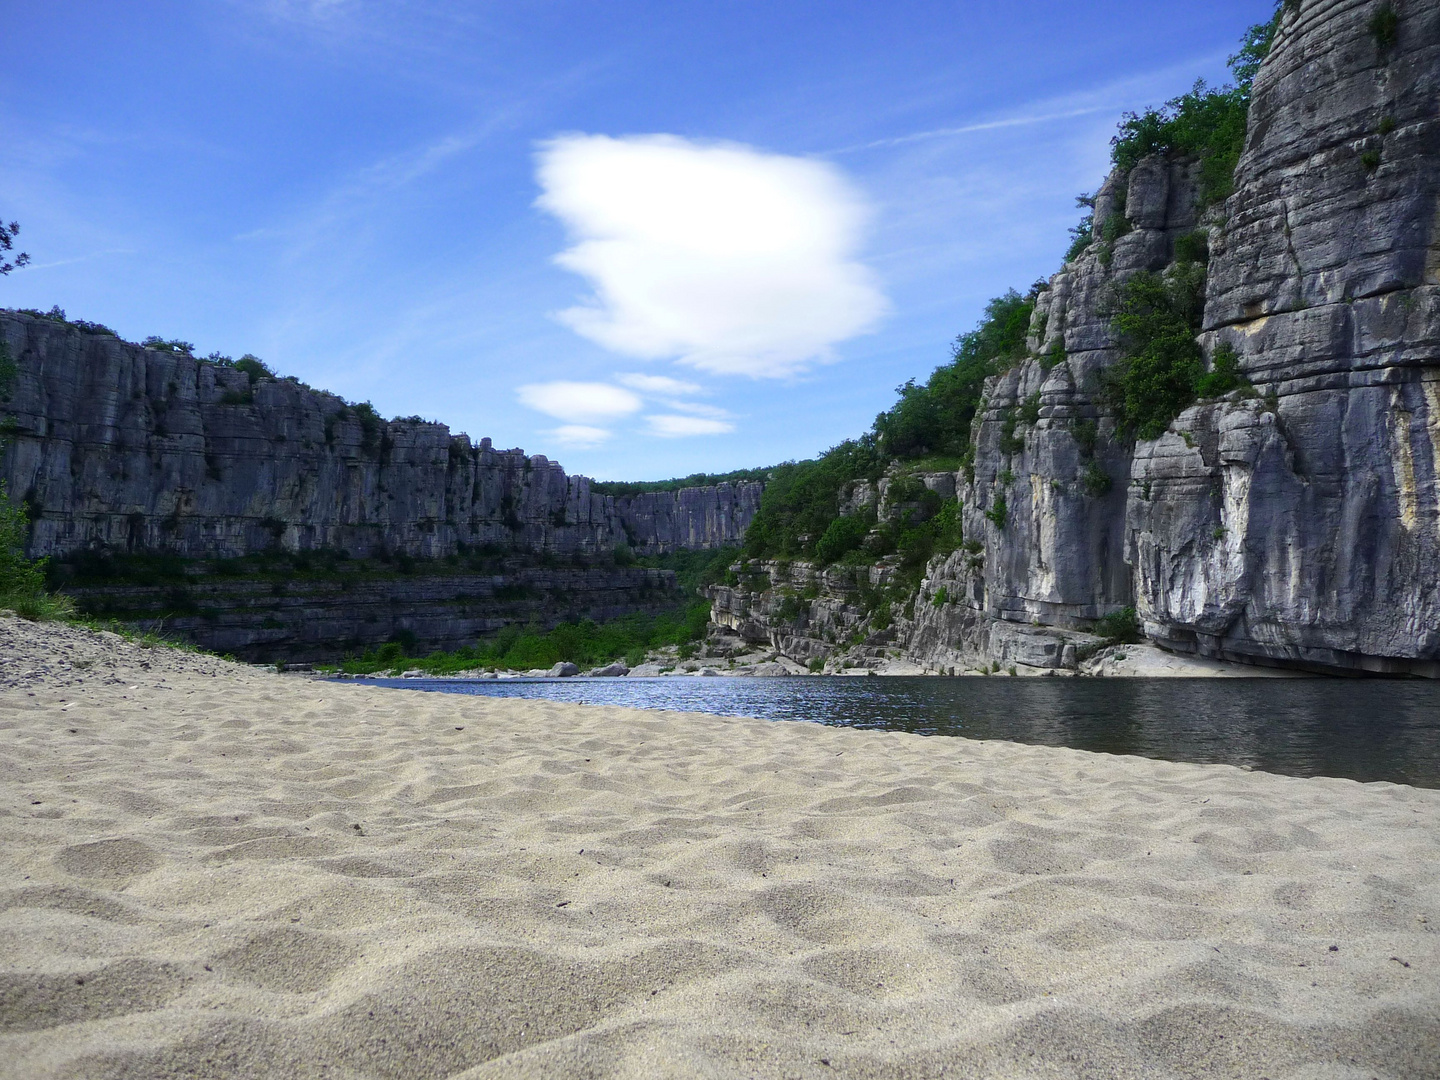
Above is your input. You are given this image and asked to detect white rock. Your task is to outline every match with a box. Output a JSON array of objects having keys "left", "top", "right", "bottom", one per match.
[{"left": 587, "top": 661, "right": 629, "bottom": 677}]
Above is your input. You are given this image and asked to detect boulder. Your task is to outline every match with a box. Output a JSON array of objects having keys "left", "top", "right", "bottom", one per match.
[
  {"left": 587, "top": 661, "right": 629, "bottom": 677},
  {"left": 548, "top": 661, "right": 580, "bottom": 677}
]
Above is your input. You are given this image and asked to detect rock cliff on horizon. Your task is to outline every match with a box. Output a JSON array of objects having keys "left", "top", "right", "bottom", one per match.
[
  {"left": 0, "top": 311, "right": 758, "bottom": 562},
  {"left": 0, "top": 312, "right": 758, "bottom": 659}
]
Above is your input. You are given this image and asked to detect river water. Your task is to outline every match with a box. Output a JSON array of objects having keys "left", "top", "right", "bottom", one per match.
[{"left": 354, "top": 675, "right": 1440, "bottom": 788}]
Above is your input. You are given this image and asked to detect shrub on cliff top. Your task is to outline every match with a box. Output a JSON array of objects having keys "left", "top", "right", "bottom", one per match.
[
  {"left": 1110, "top": 5, "right": 1284, "bottom": 205},
  {"left": 871, "top": 289, "right": 1034, "bottom": 461},
  {"left": 1111, "top": 81, "right": 1250, "bottom": 205}
]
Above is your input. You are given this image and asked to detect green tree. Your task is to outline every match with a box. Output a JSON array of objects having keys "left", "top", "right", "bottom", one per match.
[{"left": 0, "top": 220, "right": 28, "bottom": 276}]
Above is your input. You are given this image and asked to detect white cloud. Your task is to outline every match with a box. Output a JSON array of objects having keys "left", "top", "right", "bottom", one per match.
[
  {"left": 646, "top": 414, "right": 735, "bottom": 437},
  {"left": 535, "top": 134, "right": 889, "bottom": 378},
  {"left": 516, "top": 381, "right": 642, "bottom": 423},
  {"left": 548, "top": 425, "right": 612, "bottom": 448},
  {"left": 661, "top": 400, "right": 731, "bottom": 419},
  {"left": 615, "top": 372, "right": 703, "bottom": 395}
]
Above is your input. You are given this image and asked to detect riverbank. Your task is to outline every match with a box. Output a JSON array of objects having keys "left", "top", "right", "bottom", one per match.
[
  {"left": 1, "top": 616, "right": 1436, "bottom": 1078},
  {"left": 337, "top": 639, "right": 1309, "bottom": 680}
]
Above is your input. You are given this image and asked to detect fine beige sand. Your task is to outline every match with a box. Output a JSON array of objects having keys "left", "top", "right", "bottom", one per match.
[{"left": 1, "top": 618, "right": 1437, "bottom": 1078}]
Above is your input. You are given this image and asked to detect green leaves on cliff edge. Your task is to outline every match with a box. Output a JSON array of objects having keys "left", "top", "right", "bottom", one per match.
[
  {"left": 1109, "top": 3, "right": 1285, "bottom": 206},
  {"left": 743, "top": 289, "right": 1034, "bottom": 561},
  {"left": 1103, "top": 272, "right": 1252, "bottom": 442}
]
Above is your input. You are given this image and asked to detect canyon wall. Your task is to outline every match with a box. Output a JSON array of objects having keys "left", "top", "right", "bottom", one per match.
[
  {"left": 710, "top": 0, "right": 1440, "bottom": 678},
  {"left": 0, "top": 313, "right": 758, "bottom": 659},
  {"left": 0, "top": 311, "right": 758, "bottom": 562}
]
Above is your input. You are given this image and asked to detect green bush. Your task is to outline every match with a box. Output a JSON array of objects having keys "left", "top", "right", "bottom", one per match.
[
  {"left": 1065, "top": 195, "right": 1095, "bottom": 261},
  {"left": 742, "top": 438, "right": 881, "bottom": 559},
  {"left": 142, "top": 336, "right": 195, "bottom": 354},
  {"left": 776, "top": 591, "right": 806, "bottom": 623},
  {"left": 1370, "top": 3, "right": 1398, "bottom": 50},
  {"left": 1105, "top": 272, "right": 1206, "bottom": 440},
  {"left": 0, "top": 485, "right": 72, "bottom": 620},
  {"left": 985, "top": 494, "right": 1008, "bottom": 529},
  {"left": 0, "top": 340, "right": 15, "bottom": 401},
  {"left": 1082, "top": 460, "right": 1112, "bottom": 497},
  {"left": 1040, "top": 337, "right": 1066, "bottom": 371},
  {"left": 998, "top": 408, "right": 1024, "bottom": 456},
  {"left": 815, "top": 512, "right": 872, "bottom": 565},
  {"left": 233, "top": 354, "right": 274, "bottom": 384},
  {"left": 1093, "top": 607, "right": 1142, "bottom": 644},
  {"left": 931, "top": 586, "right": 949, "bottom": 608},
  {"left": 1018, "top": 391, "right": 1042, "bottom": 427},
  {"left": 1173, "top": 229, "right": 1210, "bottom": 266},
  {"left": 1196, "top": 343, "right": 1251, "bottom": 398}
]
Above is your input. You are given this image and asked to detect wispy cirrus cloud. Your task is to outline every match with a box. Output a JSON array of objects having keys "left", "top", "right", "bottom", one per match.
[
  {"left": 549, "top": 424, "right": 613, "bottom": 449},
  {"left": 515, "top": 381, "right": 642, "bottom": 423},
  {"left": 647, "top": 414, "right": 734, "bottom": 437},
  {"left": 515, "top": 373, "right": 736, "bottom": 441},
  {"left": 615, "top": 372, "right": 703, "bottom": 395},
  {"left": 534, "top": 133, "right": 889, "bottom": 379}
]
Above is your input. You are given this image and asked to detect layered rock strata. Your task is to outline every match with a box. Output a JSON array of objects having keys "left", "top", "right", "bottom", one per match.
[
  {"left": 0, "top": 310, "right": 759, "bottom": 562},
  {"left": 713, "top": 0, "right": 1440, "bottom": 678},
  {"left": 0, "top": 313, "right": 755, "bottom": 657}
]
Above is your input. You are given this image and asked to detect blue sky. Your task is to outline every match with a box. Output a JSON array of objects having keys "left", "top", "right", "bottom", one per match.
[{"left": 2, "top": 0, "right": 1270, "bottom": 480}]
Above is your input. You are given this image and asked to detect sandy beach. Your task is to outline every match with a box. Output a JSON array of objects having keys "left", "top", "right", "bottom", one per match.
[{"left": 1, "top": 617, "right": 1437, "bottom": 1079}]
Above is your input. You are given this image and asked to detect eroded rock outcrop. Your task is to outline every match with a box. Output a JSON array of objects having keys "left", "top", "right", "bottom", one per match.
[
  {"left": 0, "top": 311, "right": 759, "bottom": 561},
  {"left": 0, "top": 312, "right": 758, "bottom": 658},
  {"left": 711, "top": 0, "right": 1440, "bottom": 678}
]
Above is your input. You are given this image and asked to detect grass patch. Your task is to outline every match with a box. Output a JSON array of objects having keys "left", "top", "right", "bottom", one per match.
[{"left": 0, "top": 484, "right": 74, "bottom": 621}]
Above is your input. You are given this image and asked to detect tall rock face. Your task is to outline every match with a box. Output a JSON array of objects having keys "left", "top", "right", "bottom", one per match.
[
  {"left": 712, "top": 0, "right": 1440, "bottom": 678},
  {"left": 932, "top": 0, "right": 1440, "bottom": 677},
  {"left": 0, "top": 312, "right": 758, "bottom": 659},
  {"left": 0, "top": 311, "right": 759, "bottom": 561},
  {"left": 1132, "top": 0, "right": 1440, "bottom": 675}
]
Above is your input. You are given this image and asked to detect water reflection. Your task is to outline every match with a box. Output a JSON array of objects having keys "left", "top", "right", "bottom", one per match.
[{"left": 354, "top": 675, "right": 1440, "bottom": 788}]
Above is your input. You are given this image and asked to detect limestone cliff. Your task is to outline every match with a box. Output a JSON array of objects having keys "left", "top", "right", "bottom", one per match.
[
  {"left": 711, "top": 0, "right": 1440, "bottom": 678},
  {"left": 0, "top": 312, "right": 758, "bottom": 659},
  {"left": 0, "top": 311, "right": 758, "bottom": 561}
]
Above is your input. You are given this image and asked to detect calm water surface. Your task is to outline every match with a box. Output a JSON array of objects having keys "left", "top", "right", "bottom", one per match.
[{"left": 354, "top": 675, "right": 1440, "bottom": 788}]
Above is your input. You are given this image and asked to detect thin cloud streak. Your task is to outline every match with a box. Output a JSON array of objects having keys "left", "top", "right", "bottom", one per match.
[{"left": 828, "top": 48, "right": 1233, "bottom": 157}]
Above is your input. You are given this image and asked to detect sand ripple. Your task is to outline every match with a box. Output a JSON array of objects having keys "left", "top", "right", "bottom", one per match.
[{"left": 1, "top": 652, "right": 1437, "bottom": 1077}]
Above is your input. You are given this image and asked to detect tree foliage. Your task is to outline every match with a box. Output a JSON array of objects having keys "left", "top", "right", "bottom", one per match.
[
  {"left": 1109, "top": 5, "right": 1284, "bottom": 205},
  {"left": 742, "top": 289, "right": 1035, "bottom": 560},
  {"left": 1104, "top": 270, "right": 1251, "bottom": 441},
  {"left": 0, "top": 221, "right": 28, "bottom": 276},
  {"left": 872, "top": 290, "right": 1034, "bottom": 460}
]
